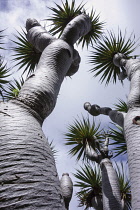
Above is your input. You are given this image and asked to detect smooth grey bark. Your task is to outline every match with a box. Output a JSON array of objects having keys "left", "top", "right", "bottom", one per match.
[
  {"left": 122, "top": 58, "right": 140, "bottom": 209},
  {"left": 85, "top": 138, "right": 122, "bottom": 210},
  {"left": 100, "top": 159, "right": 122, "bottom": 210},
  {"left": 0, "top": 101, "right": 64, "bottom": 209},
  {"left": 85, "top": 141, "right": 99, "bottom": 162},
  {"left": 0, "top": 14, "right": 91, "bottom": 209},
  {"left": 113, "top": 54, "right": 140, "bottom": 209},
  {"left": 60, "top": 173, "right": 73, "bottom": 210},
  {"left": 84, "top": 102, "right": 126, "bottom": 128}
]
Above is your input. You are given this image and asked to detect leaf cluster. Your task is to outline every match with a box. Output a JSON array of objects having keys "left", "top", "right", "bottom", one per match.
[
  {"left": 114, "top": 98, "right": 128, "bottom": 113},
  {"left": 74, "top": 163, "right": 102, "bottom": 209},
  {"left": 48, "top": 0, "right": 103, "bottom": 48},
  {"left": 12, "top": 30, "right": 41, "bottom": 76},
  {"left": 3, "top": 77, "right": 24, "bottom": 100},
  {"left": 109, "top": 124, "right": 127, "bottom": 157},
  {"left": 65, "top": 116, "right": 102, "bottom": 161},
  {"left": 89, "top": 30, "right": 137, "bottom": 85},
  {"left": 47, "top": 0, "right": 85, "bottom": 37}
]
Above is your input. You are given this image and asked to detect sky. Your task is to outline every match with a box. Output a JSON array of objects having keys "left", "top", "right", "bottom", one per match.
[{"left": 0, "top": 0, "right": 140, "bottom": 209}]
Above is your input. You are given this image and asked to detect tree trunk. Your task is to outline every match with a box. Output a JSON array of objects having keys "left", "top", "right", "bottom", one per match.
[
  {"left": 0, "top": 39, "right": 73, "bottom": 210},
  {"left": 100, "top": 159, "right": 122, "bottom": 210},
  {"left": 123, "top": 59, "right": 140, "bottom": 209},
  {"left": 0, "top": 101, "right": 65, "bottom": 209},
  {"left": 0, "top": 14, "right": 91, "bottom": 209}
]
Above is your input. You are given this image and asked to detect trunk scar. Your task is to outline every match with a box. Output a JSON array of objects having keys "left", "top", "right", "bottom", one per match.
[{"left": 0, "top": 111, "right": 12, "bottom": 117}]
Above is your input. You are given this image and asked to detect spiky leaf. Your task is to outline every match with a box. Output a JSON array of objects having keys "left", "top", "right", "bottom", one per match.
[
  {"left": 74, "top": 163, "right": 102, "bottom": 209},
  {"left": 48, "top": 1, "right": 103, "bottom": 47},
  {"left": 11, "top": 29, "right": 41, "bottom": 76},
  {"left": 65, "top": 116, "right": 102, "bottom": 161},
  {"left": 0, "top": 29, "right": 5, "bottom": 50},
  {"left": 77, "top": 9, "right": 104, "bottom": 48},
  {"left": 114, "top": 162, "right": 131, "bottom": 210},
  {"left": 0, "top": 59, "right": 10, "bottom": 95},
  {"left": 89, "top": 30, "right": 137, "bottom": 85},
  {"left": 3, "top": 77, "right": 24, "bottom": 100},
  {"left": 109, "top": 124, "right": 127, "bottom": 157},
  {"left": 114, "top": 98, "right": 128, "bottom": 113},
  {"left": 48, "top": 0, "right": 85, "bottom": 37}
]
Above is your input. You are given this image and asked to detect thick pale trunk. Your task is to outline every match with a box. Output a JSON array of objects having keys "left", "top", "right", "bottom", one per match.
[
  {"left": 0, "top": 101, "right": 65, "bottom": 209},
  {"left": 123, "top": 59, "right": 140, "bottom": 209},
  {"left": 18, "top": 39, "right": 73, "bottom": 121},
  {"left": 0, "top": 39, "right": 71, "bottom": 209},
  {"left": 0, "top": 14, "right": 91, "bottom": 209},
  {"left": 101, "top": 159, "right": 122, "bottom": 210}
]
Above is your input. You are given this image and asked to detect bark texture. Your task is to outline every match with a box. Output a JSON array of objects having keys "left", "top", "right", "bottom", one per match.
[
  {"left": 100, "top": 159, "right": 122, "bottom": 210},
  {"left": 84, "top": 102, "right": 125, "bottom": 128},
  {"left": 123, "top": 59, "right": 140, "bottom": 209},
  {"left": 60, "top": 173, "right": 73, "bottom": 210},
  {"left": 0, "top": 101, "right": 64, "bottom": 209},
  {"left": 0, "top": 14, "right": 91, "bottom": 209},
  {"left": 18, "top": 39, "right": 73, "bottom": 122}
]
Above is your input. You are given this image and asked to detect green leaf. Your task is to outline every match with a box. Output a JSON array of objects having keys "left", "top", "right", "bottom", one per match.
[
  {"left": 89, "top": 30, "right": 137, "bottom": 85},
  {"left": 74, "top": 163, "right": 102, "bottom": 208},
  {"left": 77, "top": 8, "right": 104, "bottom": 48},
  {"left": 109, "top": 124, "right": 127, "bottom": 157},
  {"left": 114, "top": 98, "right": 128, "bottom": 113},
  {"left": 3, "top": 76, "right": 24, "bottom": 100},
  {"left": 65, "top": 116, "right": 102, "bottom": 161},
  {"left": 48, "top": 1, "right": 103, "bottom": 47},
  {"left": 0, "top": 59, "right": 10, "bottom": 97},
  {"left": 48, "top": 0, "right": 85, "bottom": 37},
  {"left": 113, "top": 162, "right": 131, "bottom": 209},
  {"left": 11, "top": 29, "right": 41, "bottom": 76}
]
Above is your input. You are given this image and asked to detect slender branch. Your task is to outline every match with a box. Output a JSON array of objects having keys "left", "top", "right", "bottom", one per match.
[
  {"left": 84, "top": 102, "right": 126, "bottom": 127},
  {"left": 85, "top": 142, "right": 99, "bottom": 163}
]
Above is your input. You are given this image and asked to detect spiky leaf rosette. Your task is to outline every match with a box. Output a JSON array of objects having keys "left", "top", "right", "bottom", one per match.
[
  {"left": 77, "top": 9, "right": 103, "bottom": 48},
  {"left": 0, "top": 59, "right": 10, "bottom": 96},
  {"left": 3, "top": 77, "right": 24, "bottom": 100},
  {"left": 48, "top": 0, "right": 85, "bottom": 37},
  {"left": 114, "top": 98, "right": 128, "bottom": 113},
  {"left": 65, "top": 116, "right": 102, "bottom": 161},
  {"left": 74, "top": 163, "right": 102, "bottom": 209},
  {"left": 12, "top": 30, "right": 41, "bottom": 76},
  {"left": 89, "top": 30, "right": 136, "bottom": 85},
  {"left": 109, "top": 124, "right": 127, "bottom": 157},
  {"left": 0, "top": 30, "right": 10, "bottom": 97},
  {"left": 48, "top": 1, "right": 103, "bottom": 47},
  {"left": 114, "top": 162, "right": 131, "bottom": 210}
]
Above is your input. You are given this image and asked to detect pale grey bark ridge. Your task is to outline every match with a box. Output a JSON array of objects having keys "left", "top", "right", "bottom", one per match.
[
  {"left": 60, "top": 173, "right": 73, "bottom": 210},
  {"left": 85, "top": 138, "right": 122, "bottom": 210},
  {"left": 0, "top": 14, "right": 91, "bottom": 209},
  {"left": 101, "top": 159, "right": 122, "bottom": 210},
  {"left": 122, "top": 58, "right": 140, "bottom": 209}
]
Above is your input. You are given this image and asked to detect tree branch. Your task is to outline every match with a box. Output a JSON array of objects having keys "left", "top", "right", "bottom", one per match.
[
  {"left": 84, "top": 102, "right": 126, "bottom": 127},
  {"left": 60, "top": 14, "right": 91, "bottom": 45},
  {"left": 26, "top": 18, "right": 56, "bottom": 52}
]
